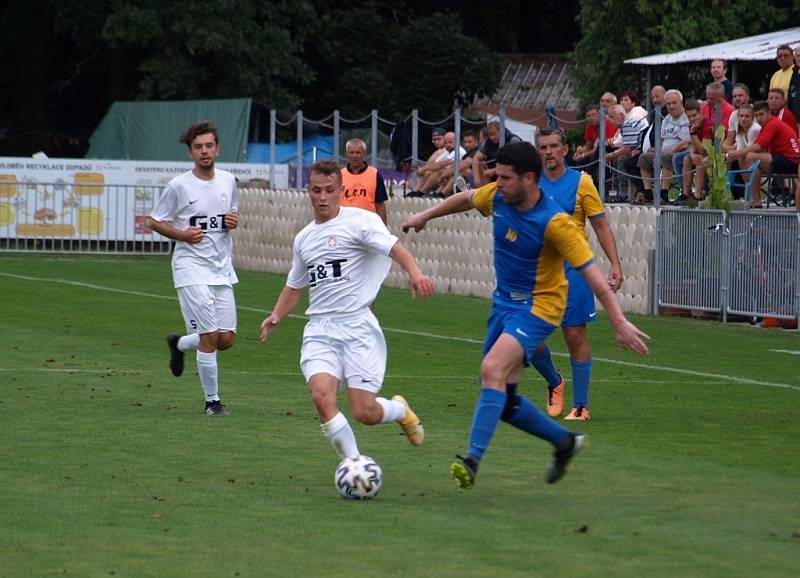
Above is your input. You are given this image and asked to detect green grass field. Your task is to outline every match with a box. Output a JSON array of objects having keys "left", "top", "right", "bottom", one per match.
[{"left": 1, "top": 253, "right": 798, "bottom": 578}]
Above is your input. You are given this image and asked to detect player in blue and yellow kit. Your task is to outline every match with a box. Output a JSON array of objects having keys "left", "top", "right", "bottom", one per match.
[
  {"left": 402, "top": 142, "right": 649, "bottom": 489},
  {"left": 532, "top": 128, "right": 624, "bottom": 421}
]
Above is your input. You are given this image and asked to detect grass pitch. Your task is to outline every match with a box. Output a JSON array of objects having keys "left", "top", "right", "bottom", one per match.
[{"left": 1, "top": 254, "right": 798, "bottom": 577}]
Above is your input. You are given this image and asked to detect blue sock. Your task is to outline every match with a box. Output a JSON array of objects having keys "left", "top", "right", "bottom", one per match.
[
  {"left": 467, "top": 388, "right": 507, "bottom": 460},
  {"left": 503, "top": 393, "right": 570, "bottom": 446},
  {"left": 570, "top": 358, "right": 592, "bottom": 408},
  {"left": 531, "top": 346, "right": 561, "bottom": 388}
]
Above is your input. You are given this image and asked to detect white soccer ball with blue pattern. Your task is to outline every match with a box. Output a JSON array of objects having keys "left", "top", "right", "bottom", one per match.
[{"left": 335, "top": 455, "right": 383, "bottom": 499}]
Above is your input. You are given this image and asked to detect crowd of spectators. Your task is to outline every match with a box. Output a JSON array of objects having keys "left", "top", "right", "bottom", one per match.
[{"left": 568, "top": 46, "right": 800, "bottom": 209}]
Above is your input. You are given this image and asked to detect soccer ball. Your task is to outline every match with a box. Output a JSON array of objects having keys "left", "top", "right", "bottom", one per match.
[{"left": 334, "top": 455, "right": 383, "bottom": 499}]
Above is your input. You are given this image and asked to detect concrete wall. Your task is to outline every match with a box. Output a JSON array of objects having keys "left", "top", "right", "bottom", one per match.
[{"left": 234, "top": 189, "right": 658, "bottom": 314}]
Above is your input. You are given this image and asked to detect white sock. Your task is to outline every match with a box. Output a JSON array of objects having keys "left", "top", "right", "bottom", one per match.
[
  {"left": 196, "top": 350, "right": 219, "bottom": 402},
  {"left": 178, "top": 333, "right": 200, "bottom": 351},
  {"left": 376, "top": 397, "right": 406, "bottom": 423},
  {"left": 320, "top": 412, "right": 359, "bottom": 459}
]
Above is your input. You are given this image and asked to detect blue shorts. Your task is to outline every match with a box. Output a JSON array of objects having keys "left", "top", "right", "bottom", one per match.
[
  {"left": 561, "top": 265, "right": 596, "bottom": 328},
  {"left": 483, "top": 297, "right": 558, "bottom": 365}
]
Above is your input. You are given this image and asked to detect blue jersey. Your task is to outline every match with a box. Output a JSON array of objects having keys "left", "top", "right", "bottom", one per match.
[
  {"left": 540, "top": 168, "right": 605, "bottom": 237},
  {"left": 472, "top": 183, "right": 594, "bottom": 326}
]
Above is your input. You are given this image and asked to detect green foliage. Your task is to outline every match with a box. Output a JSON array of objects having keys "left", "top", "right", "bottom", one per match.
[
  {"left": 571, "top": 0, "right": 800, "bottom": 106},
  {"left": 103, "top": 0, "right": 316, "bottom": 107},
  {"left": 302, "top": 8, "right": 504, "bottom": 119},
  {"left": 701, "top": 124, "right": 732, "bottom": 212}
]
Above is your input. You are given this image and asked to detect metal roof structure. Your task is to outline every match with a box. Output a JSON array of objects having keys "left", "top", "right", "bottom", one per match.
[{"left": 624, "top": 27, "right": 800, "bottom": 65}]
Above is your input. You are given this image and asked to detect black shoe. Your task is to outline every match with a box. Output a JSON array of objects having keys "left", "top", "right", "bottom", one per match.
[
  {"left": 450, "top": 454, "right": 480, "bottom": 489},
  {"left": 204, "top": 400, "right": 229, "bottom": 416},
  {"left": 166, "top": 333, "right": 184, "bottom": 377},
  {"left": 546, "top": 432, "right": 585, "bottom": 484},
  {"left": 672, "top": 194, "right": 689, "bottom": 206}
]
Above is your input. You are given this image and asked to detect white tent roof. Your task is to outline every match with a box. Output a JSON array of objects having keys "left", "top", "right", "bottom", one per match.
[{"left": 624, "top": 27, "right": 800, "bottom": 65}]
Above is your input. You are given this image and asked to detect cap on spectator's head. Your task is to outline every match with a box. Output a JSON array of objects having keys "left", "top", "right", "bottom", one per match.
[{"left": 431, "top": 127, "right": 446, "bottom": 136}]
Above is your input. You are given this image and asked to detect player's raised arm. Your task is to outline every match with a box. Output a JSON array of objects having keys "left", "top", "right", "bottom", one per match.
[
  {"left": 388, "top": 242, "right": 434, "bottom": 299},
  {"left": 401, "top": 190, "right": 475, "bottom": 233},
  {"left": 260, "top": 286, "right": 304, "bottom": 342}
]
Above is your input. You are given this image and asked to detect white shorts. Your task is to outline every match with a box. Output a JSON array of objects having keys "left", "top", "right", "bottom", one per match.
[
  {"left": 300, "top": 310, "right": 387, "bottom": 394},
  {"left": 177, "top": 284, "right": 237, "bottom": 335}
]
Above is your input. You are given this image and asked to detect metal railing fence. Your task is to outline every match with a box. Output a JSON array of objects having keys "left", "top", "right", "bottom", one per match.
[
  {"left": 0, "top": 182, "right": 171, "bottom": 255},
  {"left": 656, "top": 208, "right": 799, "bottom": 322}
]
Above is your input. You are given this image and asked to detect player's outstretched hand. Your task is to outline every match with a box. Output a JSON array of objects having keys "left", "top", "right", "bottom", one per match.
[
  {"left": 401, "top": 213, "right": 428, "bottom": 234},
  {"left": 614, "top": 319, "right": 650, "bottom": 356},
  {"left": 260, "top": 314, "right": 280, "bottom": 342},
  {"left": 410, "top": 274, "right": 434, "bottom": 299}
]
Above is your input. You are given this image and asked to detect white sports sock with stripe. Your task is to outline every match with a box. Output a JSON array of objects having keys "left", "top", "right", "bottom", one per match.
[{"left": 321, "top": 412, "right": 359, "bottom": 459}]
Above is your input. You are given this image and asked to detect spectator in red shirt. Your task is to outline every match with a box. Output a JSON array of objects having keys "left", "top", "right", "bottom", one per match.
[
  {"left": 767, "top": 88, "right": 799, "bottom": 136},
  {"left": 731, "top": 100, "right": 800, "bottom": 207},
  {"left": 700, "top": 83, "right": 735, "bottom": 140}
]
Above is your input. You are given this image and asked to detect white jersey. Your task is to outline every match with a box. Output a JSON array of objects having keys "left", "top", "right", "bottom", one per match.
[
  {"left": 287, "top": 206, "right": 397, "bottom": 317},
  {"left": 150, "top": 169, "right": 239, "bottom": 288}
]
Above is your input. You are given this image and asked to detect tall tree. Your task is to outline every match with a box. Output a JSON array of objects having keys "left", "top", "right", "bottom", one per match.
[
  {"left": 571, "top": 0, "right": 800, "bottom": 106},
  {"left": 103, "top": 0, "right": 316, "bottom": 107}
]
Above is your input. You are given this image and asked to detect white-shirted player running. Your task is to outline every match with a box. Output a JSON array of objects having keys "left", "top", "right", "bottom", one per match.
[
  {"left": 260, "top": 160, "right": 434, "bottom": 460},
  {"left": 148, "top": 120, "right": 239, "bottom": 416}
]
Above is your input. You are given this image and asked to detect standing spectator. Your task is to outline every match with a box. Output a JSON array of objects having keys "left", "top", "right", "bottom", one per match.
[
  {"left": 148, "top": 120, "right": 239, "bottom": 416},
  {"left": 770, "top": 45, "right": 795, "bottom": 97},
  {"left": 472, "top": 121, "right": 522, "bottom": 185},
  {"left": 340, "top": 138, "right": 389, "bottom": 224},
  {"left": 260, "top": 161, "right": 433, "bottom": 466},
  {"left": 789, "top": 47, "right": 800, "bottom": 124},
  {"left": 734, "top": 101, "right": 800, "bottom": 208},
  {"left": 637, "top": 89, "right": 691, "bottom": 204},
  {"left": 767, "top": 88, "right": 799, "bottom": 137},
  {"left": 699, "top": 59, "right": 733, "bottom": 103}
]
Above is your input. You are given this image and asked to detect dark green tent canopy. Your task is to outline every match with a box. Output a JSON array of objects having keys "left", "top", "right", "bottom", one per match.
[{"left": 86, "top": 98, "right": 251, "bottom": 162}]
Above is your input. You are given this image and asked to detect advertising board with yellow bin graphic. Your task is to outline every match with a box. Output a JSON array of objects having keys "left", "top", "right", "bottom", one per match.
[
  {"left": 0, "top": 174, "right": 16, "bottom": 227},
  {"left": 73, "top": 172, "right": 105, "bottom": 234}
]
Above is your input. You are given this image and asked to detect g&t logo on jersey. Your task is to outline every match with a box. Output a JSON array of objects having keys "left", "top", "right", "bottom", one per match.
[
  {"left": 190, "top": 214, "right": 228, "bottom": 233},
  {"left": 307, "top": 259, "right": 348, "bottom": 287}
]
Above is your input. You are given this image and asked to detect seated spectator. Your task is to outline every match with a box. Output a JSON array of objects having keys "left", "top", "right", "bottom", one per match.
[
  {"left": 414, "top": 131, "right": 466, "bottom": 197},
  {"left": 637, "top": 89, "right": 690, "bottom": 204},
  {"left": 674, "top": 100, "right": 707, "bottom": 204},
  {"left": 722, "top": 103, "right": 761, "bottom": 199},
  {"left": 572, "top": 104, "right": 601, "bottom": 165},
  {"left": 599, "top": 92, "right": 618, "bottom": 112},
  {"left": 733, "top": 100, "right": 800, "bottom": 208},
  {"left": 472, "top": 121, "right": 522, "bottom": 184},
  {"left": 408, "top": 127, "right": 447, "bottom": 195},
  {"left": 698, "top": 59, "right": 733, "bottom": 103},
  {"left": 453, "top": 130, "right": 481, "bottom": 191},
  {"left": 599, "top": 104, "right": 625, "bottom": 192},
  {"left": 604, "top": 91, "right": 648, "bottom": 201},
  {"left": 767, "top": 88, "right": 799, "bottom": 137}
]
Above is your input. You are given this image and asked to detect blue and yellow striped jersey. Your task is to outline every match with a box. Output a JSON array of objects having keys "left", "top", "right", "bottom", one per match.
[
  {"left": 540, "top": 169, "right": 605, "bottom": 240},
  {"left": 473, "top": 183, "right": 594, "bottom": 325}
]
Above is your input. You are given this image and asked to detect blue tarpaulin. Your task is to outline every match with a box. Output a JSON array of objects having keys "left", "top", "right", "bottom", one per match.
[{"left": 246, "top": 135, "right": 335, "bottom": 164}]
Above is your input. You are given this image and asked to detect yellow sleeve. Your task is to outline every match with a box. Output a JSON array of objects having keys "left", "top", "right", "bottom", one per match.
[
  {"left": 545, "top": 213, "right": 594, "bottom": 270},
  {"left": 578, "top": 173, "right": 605, "bottom": 220},
  {"left": 471, "top": 182, "right": 498, "bottom": 216}
]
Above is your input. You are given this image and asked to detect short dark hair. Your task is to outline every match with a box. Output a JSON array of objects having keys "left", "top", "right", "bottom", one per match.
[
  {"left": 180, "top": 120, "right": 218, "bottom": 147},
  {"left": 536, "top": 127, "right": 568, "bottom": 145},
  {"left": 309, "top": 160, "right": 342, "bottom": 185},
  {"left": 777, "top": 44, "right": 792, "bottom": 55},
  {"left": 768, "top": 87, "right": 786, "bottom": 98},
  {"left": 684, "top": 98, "right": 701, "bottom": 113},
  {"left": 495, "top": 141, "right": 542, "bottom": 181},
  {"left": 620, "top": 90, "right": 639, "bottom": 105},
  {"left": 753, "top": 101, "right": 770, "bottom": 113},
  {"left": 584, "top": 103, "right": 599, "bottom": 113}
]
